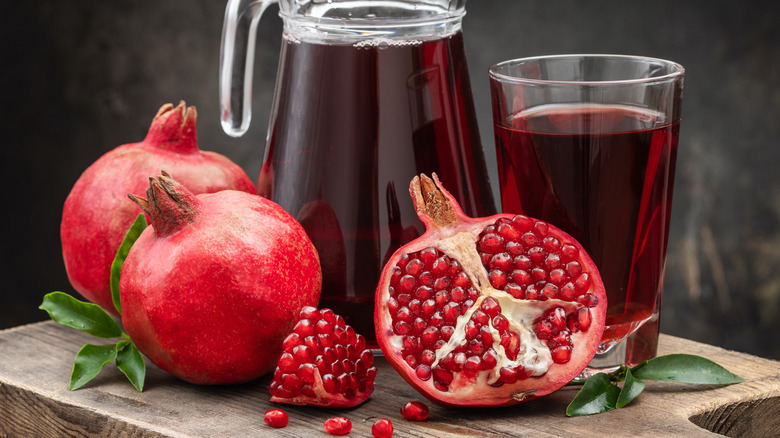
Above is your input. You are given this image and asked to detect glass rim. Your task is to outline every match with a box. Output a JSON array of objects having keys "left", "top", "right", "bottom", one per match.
[{"left": 489, "top": 54, "right": 685, "bottom": 86}]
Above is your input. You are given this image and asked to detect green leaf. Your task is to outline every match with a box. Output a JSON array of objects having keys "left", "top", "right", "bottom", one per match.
[
  {"left": 566, "top": 372, "right": 621, "bottom": 416},
  {"left": 110, "top": 214, "right": 147, "bottom": 315},
  {"left": 616, "top": 368, "right": 646, "bottom": 408},
  {"left": 116, "top": 342, "right": 146, "bottom": 392},
  {"left": 631, "top": 354, "right": 744, "bottom": 384},
  {"left": 40, "top": 292, "right": 124, "bottom": 338},
  {"left": 70, "top": 342, "right": 123, "bottom": 390}
]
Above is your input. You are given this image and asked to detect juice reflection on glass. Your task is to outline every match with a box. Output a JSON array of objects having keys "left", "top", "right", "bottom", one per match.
[{"left": 489, "top": 55, "right": 684, "bottom": 371}]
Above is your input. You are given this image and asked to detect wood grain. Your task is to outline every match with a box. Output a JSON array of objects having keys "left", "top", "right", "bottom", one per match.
[{"left": 0, "top": 322, "right": 778, "bottom": 437}]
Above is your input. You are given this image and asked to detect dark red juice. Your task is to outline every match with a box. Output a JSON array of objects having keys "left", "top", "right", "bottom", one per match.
[
  {"left": 258, "top": 31, "right": 494, "bottom": 347},
  {"left": 494, "top": 105, "right": 678, "bottom": 362}
]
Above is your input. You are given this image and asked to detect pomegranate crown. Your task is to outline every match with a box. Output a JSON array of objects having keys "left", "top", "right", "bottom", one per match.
[
  {"left": 143, "top": 101, "right": 199, "bottom": 154},
  {"left": 128, "top": 170, "right": 202, "bottom": 237},
  {"left": 410, "top": 173, "right": 462, "bottom": 229}
]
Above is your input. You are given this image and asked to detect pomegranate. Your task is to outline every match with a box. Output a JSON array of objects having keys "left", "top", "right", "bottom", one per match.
[
  {"left": 61, "top": 101, "right": 255, "bottom": 314},
  {"left": 371, "top": 418, "right": 394, "bottom": 438},
  {"left": 120, "top": 173, "right": 321, "bottom": 384},
  {"left": 323, "top": 417, "right": 352, "bottom": 435},
  {"left": 263, "top": 409, "right": 289, "bottom": 428},
  {"left": 269, "top": 306, "right": 377, "bottom": 408},
  {"left": 400, "top": 401, "right": 429, "bottom": 421},
  {"left": 374, "top": 174, "right": 607, "bottom": 406}
]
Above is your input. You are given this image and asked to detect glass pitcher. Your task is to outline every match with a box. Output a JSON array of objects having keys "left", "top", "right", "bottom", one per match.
[{"left": 220, "top": 0, "right": 495, "bottom": 346}]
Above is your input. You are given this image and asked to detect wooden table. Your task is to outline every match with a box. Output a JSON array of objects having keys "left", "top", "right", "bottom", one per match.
[{"left": 1, "top": 321, "right": 777, "bottom": 437}]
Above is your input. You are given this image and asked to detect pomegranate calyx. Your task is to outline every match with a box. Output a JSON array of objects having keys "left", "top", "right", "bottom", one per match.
[
  {"left": 144, "top": 101, "right": 199, "bottom": 154},
  {"left": 128, "top": 171, "right": 202, "bottom": 238},
  {"left": 411, "top": 174, "right": 460, "bottom": 229}
]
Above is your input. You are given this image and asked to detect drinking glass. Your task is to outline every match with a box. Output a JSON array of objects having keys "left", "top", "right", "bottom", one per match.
[{"left": 489, "top": 54, "right": 684, "bottom": 371}]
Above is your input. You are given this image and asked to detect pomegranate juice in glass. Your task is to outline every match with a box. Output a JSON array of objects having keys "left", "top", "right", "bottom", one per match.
[{"left": 489, "top": 55, "right": 684, "bottom": 371}]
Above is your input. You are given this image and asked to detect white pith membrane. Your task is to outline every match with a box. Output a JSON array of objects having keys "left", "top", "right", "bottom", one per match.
[{"left": 379, "top": 223, "right": 599, "bottom": 403}]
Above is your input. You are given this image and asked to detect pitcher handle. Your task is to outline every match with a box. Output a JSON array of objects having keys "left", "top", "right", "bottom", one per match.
[{"left": 219, "top": 0, "right": 277, "bottom": 137}]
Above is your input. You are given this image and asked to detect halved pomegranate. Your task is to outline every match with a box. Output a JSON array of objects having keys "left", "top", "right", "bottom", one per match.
[{"left": 374, "top": 174, "right": 607, "bottom": 406}]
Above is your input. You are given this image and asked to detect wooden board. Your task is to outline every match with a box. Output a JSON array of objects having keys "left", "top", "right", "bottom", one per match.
[{"left": 0, "top": 321, "right": 778, "bottom": 437}]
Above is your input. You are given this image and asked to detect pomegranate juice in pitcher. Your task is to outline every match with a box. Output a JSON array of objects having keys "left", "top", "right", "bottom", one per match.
[{"left": 257, "top": 31, "right": 494, "bottom": 346}]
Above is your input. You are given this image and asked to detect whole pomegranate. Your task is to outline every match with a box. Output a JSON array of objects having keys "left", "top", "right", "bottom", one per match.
[
  {"left": 374, "top": 174, "right": 607, "bottom": 406},
  {"left": 61, "top": 102, "right": 255, "bottom": 314},
  {"left": 120, "top": 172, "right": 321, "bottom": 384}
]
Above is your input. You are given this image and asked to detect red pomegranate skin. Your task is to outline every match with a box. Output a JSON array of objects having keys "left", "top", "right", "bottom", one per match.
[
  {"left": 61, "top": 102, "right": 255, "bottom": 314},
  {"left": 120, "top": 174, "right": 321, "bottom": 384}
]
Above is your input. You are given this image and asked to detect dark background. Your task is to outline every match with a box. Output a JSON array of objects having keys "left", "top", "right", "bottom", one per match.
[{"left": 2, "top": 1, "right": 778, "bottom": 360}]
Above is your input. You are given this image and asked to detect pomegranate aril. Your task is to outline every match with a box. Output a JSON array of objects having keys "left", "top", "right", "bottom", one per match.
[
  {"left": 533, "top": 221, "right": 548, "bottom": 237},
  {"left": 492, "top": 314, "right": 509, "bottom": 332},
  {"left": 560, "top": 282, "right": 577, "bottom": 301},
  {"left": 372, "top": 418, "right": 394, "bottom": 438},
  {"left": 550, "top": 308, "right": 567, "bottom": 331},
  {"left": 480, "top": 326, "right": 494, "bottom": 345},
  {"left": 551, "top": 345, "right": 572, "bottom": 364},
  {"left": 433, "top": 366, "right": 453, "bottom": 384},
  {"left": 525, "top": 284, "right": 539, "bottom": 300},
  {"left": 521, "top": 232, "right": 539, "bottom": 247},
  {"left": 480, "top": 233, "right": 504, "bottom": 254},
  {"left": 324, "top": 417, "right": 352, "bottom": 435},
  {"left": 419, "top": 247, "right": 438, "bottom": 267},
  {"left": 574, "top": 273, "right": 591, "bottom": 293},
  {"left": 482, "top": 349, "right": 499, "bottom": 369},
  {"left": 489, "top": 270, "right": 508, "bottom": 289},
  {"left": 297, "top": 363, "right": 317, "bottom": 384},
  {"left": 541, "top": 283, "right": 559, "bottom": 300},
  {"left": 566, "top": 261, "right": 582, "bottom": 277},
  {"left": 499, "top": 366, "right": 518, "bottom": 384},
  {"left": 401, "top": 401, "right": 429, "bottom": 421},
  {"left": 264, "top": 409, "right": 289, "bottom": 428},
  {"left": 398, "top": 275, "right": 416, "bottom": 293},
  {"left": 431, "top": 256, "right": 449, "bottom": 276},
  {"left": 278, "top": 352, "right": 297, "bottom": 373},
  {"left": 497, "top": 221, "right": 521, "bottom": 241},
  {"left": 464, "top": 356, "right": 482, "bottom": 374},
  {"left": 416, "top": 364, "right": 432, "bottom": 380},
  {"left": 440, "top": 325, "right": 455, "bottom": 341},
  {"left": 578, "top": 308, "right": 592, "bottom": 331},
  {"left": 480, "top": 296, "right": 501, "bottom": 317},
  {"left": 453, "top": 272, "right": 471, "bottom": 288},
  {"left": 294, "top": 319, "right": 315, "bottom": 337},
  {"left": 489, "top": 253, "right": 512, "bottom": 271},
  {"left": 282, "top": 333, "right": 300, "bottom": 353},
  {"left": 577, "top": 293, "right": 599, "bottom": 308},
  {"left": 506, "top": 240, "right": 523, "bottom": 256},
  {"left": 561, "top": 244, "right": 579, "bottom": 262},
  {"left": 443, "top": 303, "right": 460, "bottom": 323}
]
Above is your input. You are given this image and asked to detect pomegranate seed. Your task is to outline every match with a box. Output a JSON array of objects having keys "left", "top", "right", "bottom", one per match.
[
  {"left": 533, "top": 221, "right": 548, "bottom": 236},
  {"left": 559, "top": 282, "right": 577, "bottom": 301},
  {"left": 264, "top": 409, "right": 289, "bottom": 428},
  {"left": 431, "top": 257, "right": 449, "bottom": 276},
  {"left": 433, "top": 366, "right": 453, "bottom": 384},
  {"left": 525, "top": 284, "right": 539, "bottom": 300},
  {"left": 277, "top": 352, "right": 297, "bottom": 373},
  {"left": 282, "top": 333, "right": 300, "bottom": 353},
  {"left": 567, "top": 314, "right": 579, "bottom": 333},
  {"left": 541, "top": 283, "right": 559, "bottom": 300},
  {"left": 468, "top": 339, "right": 486, "bottom": 355},
  {"left": 419, "top": 349, "right": 436, "bottom": 365},
  {"left": 551, "top": 345, "right": 572, "bottom": 364},
  {"left": 448, "top": 260, "right": 462, "bottom": 276},
  {"left": 439, "top": 325, "right": 455, "bottom": 342},
  {"left": 574, "top": 273, "right": 591, "bottom": 293},
  {"left": 535, "top": 320, "right": 553, "bottom": 339},
  {"left": 324, "top": 417, "right": 352, "bottom": 435},
  {"left": 528, "top": 248, "right": 546, "bottom": 266},
  {"left": 471, "top": 310, "right": 489, "bottom": 326},
  {"left": 453, "top": 271, "right": 471, "bottom": 288},
  {"left": 294, "top": 319, "right": 315, "bottom": 337},
  {"left": 372, "top": 418, "right": 394, "bottom": 438},
  {"left": 401, "top": 401, "right": 429, "bottom": 421},
  {"left": 415, "top": 286, "right": 433, "bottom": 301},
  {"left": 499, "top": 366, "right": 518, "bottom": 384},
  {"left": 542, "top": 236, "right": 561, "bottom": 252},
  {"left": 578, "top": 308, "right": 592, "bottom": 331},
  {"left": 390, "top": 267, "right": 402, "bottom": 286},
  {"left": 489, "top": 253, "right": 512, "bottom": 271},
  {"left": 464, "top": 355, "right": 482, "bottom": 374},
  {"left": 561, "top": 244, "right": 579, "bottom": 262},
  {"left": 520, "top": 232, "right": 539, "bottom": 247},
  {"left": 397, "top": 293, "right": 411, "bottom": 306},
  {"left": 394, "top": 321, "right": 412, "bottom": 335},
  {"left": 531, "top": 267, "right": 547, "bottom": 282},
  {"left": 549, "top": 268, "right": 566, "bottom": 285},
  {"left": 480, "top": 233, "right": 504, "bottom": 254},
  {"left": 297, "top": 363, "right": 317, "bottom": 384},
  {"left": 505, "top": 283, "right": 524, "bottom": 299},
  {"left": 514, "top": 254, "right": 532, "bottom": 270},
  {"left": 577, "top": 293, "right": 599, "bottom": 308},
  {"left": 420, "top": 326, "right": 439, "bottom": 347},
  {"left": 433, "top": 276, "right": 451, "bottom": 291},
  {"left": 419, "top": 247, "right": 438, "bottom": 267},
  {"left": 482, "top": 349, "right": 499, "bottom": 369},
  {"left": 480, "top": 326, "right": 494, "bottom": 344},
  {"left": 443, "top": 303, "right": 460, "bottom": 323},
  {"left": 566, "top": 261, "right": 582, "bottom": 277},
  {"left": 492, "top": 314, "right": 509, "bottom": 332},
  {"left": 489, "top": 270, "right": 508, "bottom": 289},
  {"left": 398, "top": 275, "right": 416, "bottom": 293},
  {"left": 512, "top": 215, "right": 533, "bottom": 231},
  {"left": 506, "top": 241, "right": 523, "bottom": 256},
  {"left": 464, "top": 320, "right": 478, "bottom": 339},
  {"left": 550, "top": 308, "right": 567, "bottom": 331},
  {"left": 405, "top": 258, "right": 424, "bottom": 276},
  {"left": 511, "top": 269, "right": 532, "bottom": 286},
  {"left": 416, "top": 364, "right": 432, "bottom": 380},
  {"left": 404, "top": 354, "right": 418, "bottom": 368},
  {"left": 480, "top": 296, "right": 501, "bottom": 317},
  {"left": 497, "top": 221, "right": 521, "bottom": 241}
]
